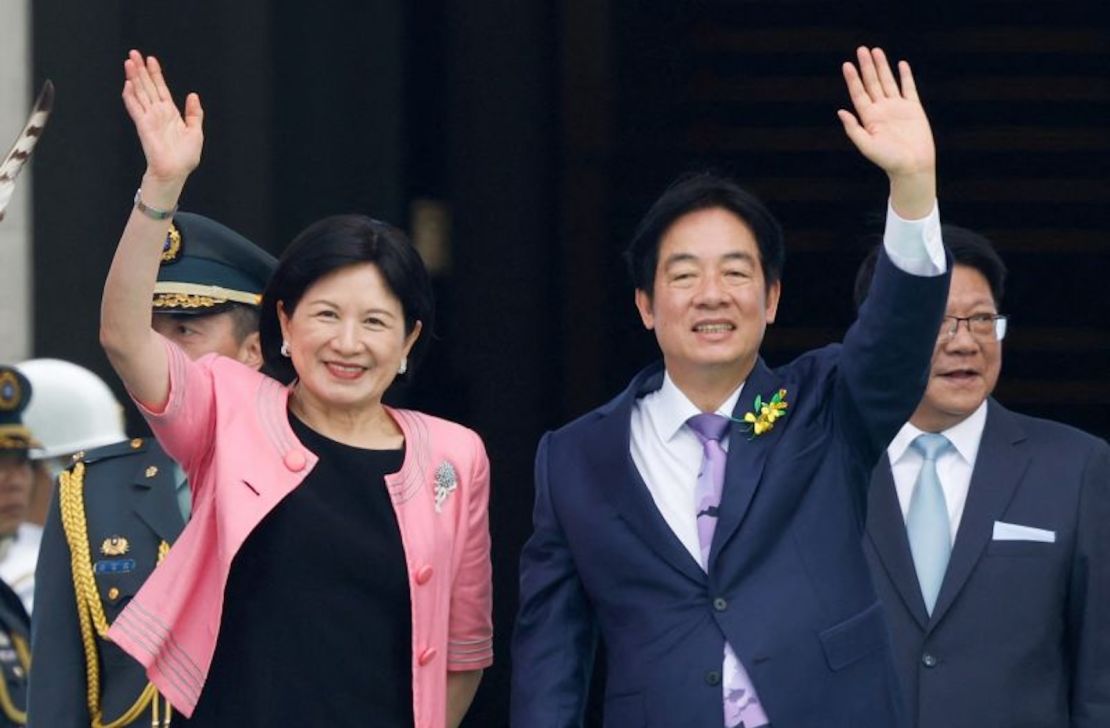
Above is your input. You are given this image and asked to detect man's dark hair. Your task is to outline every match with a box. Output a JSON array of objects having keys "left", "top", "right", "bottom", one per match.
[
  {"left": 225, "top": 303, "right": 261, "bottom": 343},
  {"left": 259, "top": 214, "right": 434, "bottom": 385},
  {"left": 853, "top": 224, "right": 1007, "bottom": 310},
  {"left": 623, "top": 172, "right": 785, "bottom": 295}
]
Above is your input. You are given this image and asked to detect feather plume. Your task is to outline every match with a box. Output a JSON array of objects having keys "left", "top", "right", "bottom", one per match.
[{"left": 0, "top": 80, "right": 54, "bottom": 222}]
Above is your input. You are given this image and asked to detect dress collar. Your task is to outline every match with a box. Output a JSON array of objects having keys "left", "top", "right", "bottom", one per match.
[
  {"left": 647, "top": 371, "right": 745, "bottom": 443},
  {"left": 888, "top": 399, "right": 988, "bottom": 466}
]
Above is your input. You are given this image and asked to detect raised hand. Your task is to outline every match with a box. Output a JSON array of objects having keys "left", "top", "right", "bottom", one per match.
[
  {"left": 121, "top": 50, "right": 203, "bottom": 185},
  {"left": 838, "top": 47, "right": 936, "bottom": 218}
]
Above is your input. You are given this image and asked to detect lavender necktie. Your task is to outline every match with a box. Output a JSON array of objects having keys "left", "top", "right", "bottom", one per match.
[{"left": 688, "top": 414, "right": 770, "bottom": 728}]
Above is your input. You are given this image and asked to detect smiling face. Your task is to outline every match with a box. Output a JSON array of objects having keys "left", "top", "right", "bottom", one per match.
[
  {"left": 278, "top": 262, "right": 421, "bottom": 413},
  {"left": 635, "top": 206, "right": 780, "bottom": 389},
  {"left": 910, "top": 264, "right": 1003, "bottom": 432}
]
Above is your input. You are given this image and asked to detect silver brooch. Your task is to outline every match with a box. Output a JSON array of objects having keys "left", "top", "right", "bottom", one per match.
[{"left": 433, "top": 461, "right": 458, "bottom": 513}]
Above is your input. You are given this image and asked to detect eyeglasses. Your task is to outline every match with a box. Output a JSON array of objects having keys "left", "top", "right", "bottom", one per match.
[{"left": 939, "top": 314, "right": 1007, "bottom": 342}]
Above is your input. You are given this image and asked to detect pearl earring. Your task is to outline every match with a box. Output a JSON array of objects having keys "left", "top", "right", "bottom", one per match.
[
  {"left": 280, "top": 341, "right": 291, "bottom": 358},
  {"left": 398, "top": 357, "right": 408, "bottom": 375}
]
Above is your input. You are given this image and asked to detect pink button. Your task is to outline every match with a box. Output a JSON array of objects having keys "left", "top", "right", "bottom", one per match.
[
  {"left": 418, "top": 648, "right": 437, "bottom": 666},
  {"left": 415, "top": 566, "right": 433, "bottom": 585},
  {"left": 284, "top": 450, "right": 307, "bottom": 472}
]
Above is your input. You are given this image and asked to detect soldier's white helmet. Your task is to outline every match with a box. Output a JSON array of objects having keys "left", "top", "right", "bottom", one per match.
[{"left": 15, "top": 358, "right": 126, "bottom": 460}]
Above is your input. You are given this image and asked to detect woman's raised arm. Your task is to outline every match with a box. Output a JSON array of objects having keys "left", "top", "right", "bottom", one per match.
[{"left": 100, "top": 50, "right": 204, "bottom": 409}]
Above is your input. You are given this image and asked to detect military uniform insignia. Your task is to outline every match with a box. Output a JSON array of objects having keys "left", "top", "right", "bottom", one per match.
[
  {"left": 145, "top": 465, "right": 159, "bottom": 478},
  {"left": 94, "top": 559, "right": 136, "bottom": 575},
  {"left": 0, "top": 370, "right": 20, "bottom": 411},
  {"left": 433, "top": 461, "right": 458, "bottom": 513},
  {"left": 101, "top": 536, "right": 130, "bottom": 556},
  {"left": 161, "top": 222, "right": 183, "bottom": 263}
]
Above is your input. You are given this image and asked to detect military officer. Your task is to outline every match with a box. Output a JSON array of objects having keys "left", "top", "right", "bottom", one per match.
[
  {"left": 0, "top": 366, "right": 35, "bottom": 727},
  {"left": 0, "top": 366, "right": 40, "bottom": 618},
  {"left": 18, "top": 358, "right": 128, "bottom": 530},
  {"left": 28, "top": 212, "right": 275, "bottom": 728}
]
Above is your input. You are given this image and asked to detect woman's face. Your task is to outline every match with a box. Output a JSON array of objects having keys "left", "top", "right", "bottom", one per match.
[{"left": 278, "top": 262, "right": 421, "bottom": 412}]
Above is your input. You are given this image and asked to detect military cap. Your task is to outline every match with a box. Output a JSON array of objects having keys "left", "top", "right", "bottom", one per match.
[
  {"left": 0, "top": 365, "right": 37, "bottom": 452},
  {"left": 153, "top": 211, "right": 277, "bottom": 315}
]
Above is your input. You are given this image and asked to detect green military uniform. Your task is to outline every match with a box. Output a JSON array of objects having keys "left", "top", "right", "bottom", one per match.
[{"left": 27, "top": 213, "right": 275, "bottom": 727}]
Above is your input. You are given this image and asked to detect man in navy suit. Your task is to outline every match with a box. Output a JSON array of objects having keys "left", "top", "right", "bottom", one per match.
[
  {"left": 512, "top": 47, "right": 951, "bottom": 727},
  {"left": 858, "top": 226, "right": 1110, "bottom": 728}
]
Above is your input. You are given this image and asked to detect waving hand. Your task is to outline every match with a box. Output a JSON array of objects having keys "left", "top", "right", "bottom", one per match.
[
  {"left": 121, "top": 50, "right": 203, "bottom": 185},
  {"left": 838, "top": 47, "right": 936, "bottom": 219}
]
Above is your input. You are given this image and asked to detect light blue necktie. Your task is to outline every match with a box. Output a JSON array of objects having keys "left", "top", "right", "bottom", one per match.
[{"left": 906, "top": 433, "right": 953, "bottom": 615}]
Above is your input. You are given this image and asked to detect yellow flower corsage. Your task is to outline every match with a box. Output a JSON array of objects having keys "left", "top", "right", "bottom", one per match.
[{"left": 742, "top": 388, "right": 789, "bottom": 437}]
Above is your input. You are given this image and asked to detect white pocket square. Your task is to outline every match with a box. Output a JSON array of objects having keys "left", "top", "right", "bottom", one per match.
[{"left": 992, "top": 521, "right": 1055, "bottom": 543}]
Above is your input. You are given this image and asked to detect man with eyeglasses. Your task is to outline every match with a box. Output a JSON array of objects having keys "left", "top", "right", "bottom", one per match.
[{"left": 853, "top": 224, "right": 1110, "bottom": 728}]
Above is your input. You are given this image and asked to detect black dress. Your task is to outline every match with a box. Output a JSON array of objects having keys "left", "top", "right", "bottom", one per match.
[{"left": 189, "top": 414, "right": 413, "bottom": 726}]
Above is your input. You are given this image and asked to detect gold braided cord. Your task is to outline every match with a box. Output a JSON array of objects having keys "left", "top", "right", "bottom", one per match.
[
  {"left": 0, "top": 596, "right": 31, "bottom": 724},
  {"left": 0, "top": 633, "right": 28, "bottom": 724},
  {"left": 12, "top": 635, "right": 30, "bottom": 671},
  {"left": 0, "top": 673, "right": 26, "bottom": 724},
  {"left": 151, "top": 293, "right": 224, "bottom": 310},
  {"left": 58, "top": 463, "right": 173, "bottom": 728}
]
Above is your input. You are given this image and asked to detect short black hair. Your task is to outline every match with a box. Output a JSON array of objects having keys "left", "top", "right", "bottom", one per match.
[
  {"left": 259, "top": 215, "right": 434, "bottom": 385},
  {"left": 624, "top": 172, "right": 785, "bottom": 295},
  {"left": 155, "top": 304, "right": 259, "bottom": 344},
  {"left": 853, "top": 224, "right": 1007, "bottom": 310},
  {"left": 225, "top": 303, "right": 261, "bottom": 343}
]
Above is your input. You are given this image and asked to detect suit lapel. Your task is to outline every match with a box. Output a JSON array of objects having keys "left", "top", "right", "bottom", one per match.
[
  {"left": 866, "top": 456, "right": 930, "bottom": 629},
  {"left": 599, "top": 365, "right": 707, "bottom": 586},
  {"left": 132, "top": 448, "right": 187, "bottom": 544},
  {"left": 929, "top": 401, "right": 1029, "bottom": 628},
  {"left": 710, "top": 359, "right": 783, "bottom": 568}
]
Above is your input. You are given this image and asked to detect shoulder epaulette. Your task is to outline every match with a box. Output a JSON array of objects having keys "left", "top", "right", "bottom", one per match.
[{"left": 68, "top": 438, "right": 149, "bottom": 468}]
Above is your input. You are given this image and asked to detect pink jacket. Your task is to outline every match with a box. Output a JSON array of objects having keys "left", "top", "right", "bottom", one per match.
[{"left": 107, "top": 339, "right": 493, "bottom": 727}]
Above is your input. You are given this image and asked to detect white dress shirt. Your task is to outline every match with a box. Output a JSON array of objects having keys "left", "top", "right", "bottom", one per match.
[
  {"left": 629, "top": 200, "right": 946, "bottom": 561},
  {"left": 887, "top": 400, "right": 988, "bottom": 545},
  {"left": 627, "top": 201, "right": 944, "bottom": 719},
  {"left": 631, "top": 373, "right": 743, "bottom": 564},
  {"left": 0, "top": 522, "right": 42, "bottom": 615}
]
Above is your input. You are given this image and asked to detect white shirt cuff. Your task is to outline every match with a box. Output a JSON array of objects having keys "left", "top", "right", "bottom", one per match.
[{"left": 881, "top": 199, "right": 946, "bottom": 276}]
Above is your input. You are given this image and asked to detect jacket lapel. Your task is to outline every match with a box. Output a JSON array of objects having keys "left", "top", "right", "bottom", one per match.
[
  {"left": 132, "top": 448, "right": 187, "bottom": 544},
  {"left": 866, "top": 456, "right": 930, "bottom": 629},
  {"left": 600, "top": 364, "right": 707, "bottom": 586},
  {"left": 928, "top": 400, "right": 1029, "bottom": 628},
  {"left": 710, "top": 358, "right": 784, "bottom": 568}
]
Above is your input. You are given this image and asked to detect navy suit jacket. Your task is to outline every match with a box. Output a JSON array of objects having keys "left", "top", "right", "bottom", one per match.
[
  {"left": 865, "top": 400, "right": 1110, "bottom": 728},
  {"left": 511, "top": 251, "right": 950, "bottom": 728}
]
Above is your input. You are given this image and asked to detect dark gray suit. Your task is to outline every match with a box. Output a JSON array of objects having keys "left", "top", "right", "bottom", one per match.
[
  {"left": 866, "top": 399, "right": 1110, "bottom": 728},
  {"left": 28, "top": 439, "right": 187, "bottom": 727}
]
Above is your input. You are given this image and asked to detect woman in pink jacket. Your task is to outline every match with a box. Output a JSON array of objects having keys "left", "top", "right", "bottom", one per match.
[{"left": 99, "top": 51, "right": 492, "bottom": 728}]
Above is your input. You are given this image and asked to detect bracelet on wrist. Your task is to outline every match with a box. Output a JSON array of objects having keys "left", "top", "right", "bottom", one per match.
[{"left": 133, "top": 188, "right": 178, "bottom": 221}]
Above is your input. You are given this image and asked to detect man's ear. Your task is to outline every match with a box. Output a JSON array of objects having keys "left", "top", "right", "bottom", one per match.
[
  {"left": 764, "top": 279, "right": 782, "bottom": 324},
  {"left": 237, "top": 331, "right": 263, "bottom": 370},
  {"left": 634, "top": 289, "right": 655, "bottom": 330}
]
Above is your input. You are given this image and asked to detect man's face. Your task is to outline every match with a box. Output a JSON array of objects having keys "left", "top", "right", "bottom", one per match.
[
  {"left": 910, "top": 264, "right": 1003, "bottom": 432},
  {"left": 0, "top": 452, "right": 32, "bottom": 537},
  {"left": 635, "top": 206, "right": 780, "bottom": 386},
  {"left": 152, "top": 310, "right": 260, "bottom": 367}
]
